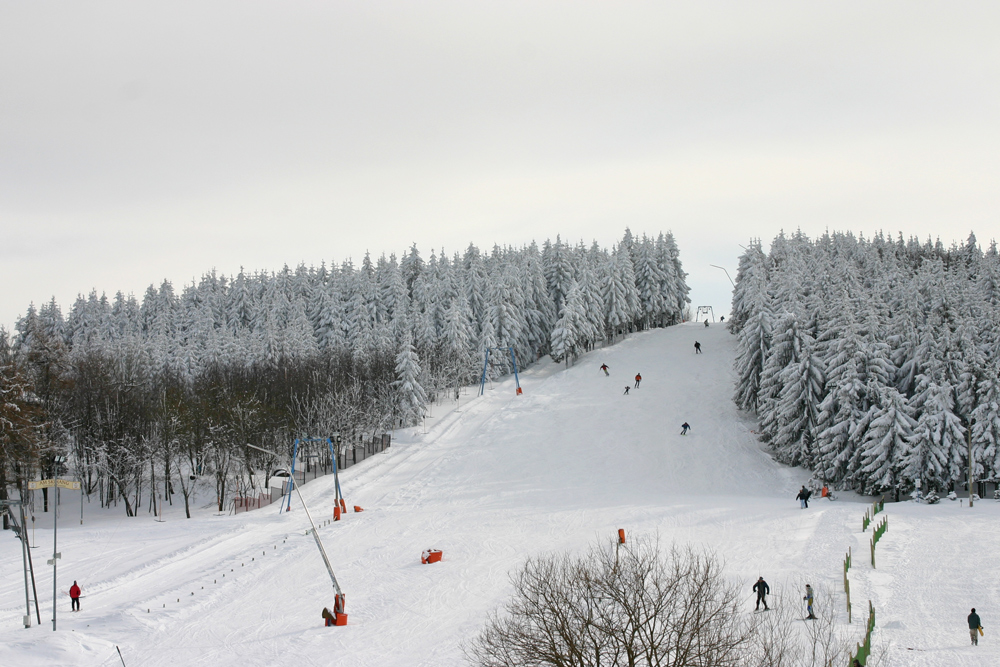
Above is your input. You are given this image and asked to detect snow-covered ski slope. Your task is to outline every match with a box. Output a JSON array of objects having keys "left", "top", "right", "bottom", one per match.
[{"left": 2, "top": 323, "right": 998, "bottom": 666}]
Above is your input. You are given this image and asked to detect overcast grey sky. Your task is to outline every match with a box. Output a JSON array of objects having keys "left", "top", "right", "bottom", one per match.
[{"left": 2, "top": 1, "right": 999, "bottom": 329}]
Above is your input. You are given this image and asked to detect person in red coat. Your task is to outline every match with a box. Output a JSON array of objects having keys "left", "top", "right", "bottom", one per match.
[{"left": 70, "top": 581, "right": 81, "bottom": 611}]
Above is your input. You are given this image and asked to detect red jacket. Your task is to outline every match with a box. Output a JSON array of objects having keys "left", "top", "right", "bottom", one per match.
[{"left": 70, "top": 584, "right": 81, "bottom": 599}]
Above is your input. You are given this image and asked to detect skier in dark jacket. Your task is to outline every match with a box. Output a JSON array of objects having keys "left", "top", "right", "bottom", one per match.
[
  {"left": 753, "top": 577, "right": 769, "bottom": 610},
  {"left": 600, "top": 363, "right": 610, "bottom": 376},
  {"left": 796, "top": 486, "right": 812, "bottom": 509},
  {"left": 680, "top": 422, "right": 690, "bottom": 435},
  {"left": 969, "top": 608, "right": 982, "bottom": 645},
  {"left": 623, "top": 386, "right": 630, "bottom": 395},
  {"left": 70, "top": 581, "right": 81, "bottom": 611},
  {"left": 694, "top": 341, "right": 702, "bottom": 354}
]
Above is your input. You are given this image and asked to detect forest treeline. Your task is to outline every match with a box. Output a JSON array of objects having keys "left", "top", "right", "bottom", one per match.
[
  {"left": 730, "top": 230, "right": 1000, "bottom": 497},
  {"left": 0, "top": 230, "right": 688, "bottom": 520}
]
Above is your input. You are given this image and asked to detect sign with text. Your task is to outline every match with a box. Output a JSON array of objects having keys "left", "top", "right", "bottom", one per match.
[{"left": 27, "top": 479, "right": 80, "bottom": 490}]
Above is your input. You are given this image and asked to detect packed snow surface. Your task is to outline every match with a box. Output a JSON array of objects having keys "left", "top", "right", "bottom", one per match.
[{"left": 1, "top": 323, "right": 996, "bottom": 666}]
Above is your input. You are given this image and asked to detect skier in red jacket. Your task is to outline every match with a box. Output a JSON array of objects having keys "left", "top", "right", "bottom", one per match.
[{"left": 70, "top": 581, "right": 81, "bottom": 611}]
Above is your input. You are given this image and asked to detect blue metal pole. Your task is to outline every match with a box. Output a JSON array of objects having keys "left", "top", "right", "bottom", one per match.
[
  {"left": 508, "top": 346, "right": 521, "bottom": 393},
  {"left": 283, "top": 439, "right": 300, "bottom": 513},
  {"left": 478, "top": 348, "right": 491, "bottom": 396},
  {"left": 326, "top": 438, "right": 343, "bottom": 507}
]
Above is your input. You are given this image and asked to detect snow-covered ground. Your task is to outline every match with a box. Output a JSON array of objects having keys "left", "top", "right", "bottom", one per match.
[{"left": 1, "top": 322, "right": 996, "bottom": 666}]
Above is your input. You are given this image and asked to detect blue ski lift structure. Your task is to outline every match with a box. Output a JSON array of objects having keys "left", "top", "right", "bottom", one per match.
[{"left": 478, "top": 346, "right": 523, "bottom": 397}]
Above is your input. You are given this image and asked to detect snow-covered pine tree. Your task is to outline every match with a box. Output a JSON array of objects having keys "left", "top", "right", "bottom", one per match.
[{"left": 393, "top": 333, "right": 427, "bottom": 427}]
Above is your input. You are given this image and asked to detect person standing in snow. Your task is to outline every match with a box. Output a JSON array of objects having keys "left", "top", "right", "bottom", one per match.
[
  {"left": 322, "top": 607, "right": 335, "bottom": 627},
  {"left": 753, "top": 577, "right": 769, "bottom": 611},
  {"left": 634, "top": 373, "right": 642, "bottom": 388},
  {"left": 969, "top": 608, "right": 982, "bottom": 645},
  {"left": 70, "top": 581, "right": 81, "bottom": 611},
  {"left": 803, "top": 584, "right": 816, "bottom": 619},
  {"left": 694, "top": 341, "right": 702, "bottom": 354},
  {"left": 623, "top": 386, "right": 630, "bottom": 395},
  {"left": 796, "top": 486, "right": 811, "bottom": 509},
  {"left": 680, "top": 422, "right": 690, "bottom": 435},
  {"left": 600, "top": 363, "right": 610, "bottom": 376}
]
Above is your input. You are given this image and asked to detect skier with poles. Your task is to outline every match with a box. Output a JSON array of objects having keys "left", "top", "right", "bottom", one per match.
[
  {"left": 753, "top": 576, "right": 769, "bottom": 611},
  {"left": 694, "top": 341, "right": 702, "bottom": 354},
  {"left": 803, "top": 584, "right": 816, "bottom": 619},
  {"left": 680, "top": 422, "right": 691, "bottom": 435},
  {"left": 600, "top": 363, "right": 610, "bottom": 376},
  {"left": 623, "top": 386, "right": 630, "bottom": 395}
]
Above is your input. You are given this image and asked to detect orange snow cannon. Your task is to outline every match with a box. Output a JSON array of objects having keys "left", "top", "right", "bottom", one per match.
[
  {"left": 618, "top": 529, "right": 626, "bottom": 544},
  {"left": 353, "top": 506, "right": 364, "bottom": 512},
  {"left": 334, "top": 506, "right": 341, "bottom": 521}
]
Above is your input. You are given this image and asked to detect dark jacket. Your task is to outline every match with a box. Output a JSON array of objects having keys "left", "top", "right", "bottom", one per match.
[
  {"left": 796, "top": 488, "right": 809, "bottom": 500},
  {"left": 753, "top": 580, "right": 769, "bottom": 596},
  {"left": 969, "top": 612, "right": 982, "bottom": 629}
]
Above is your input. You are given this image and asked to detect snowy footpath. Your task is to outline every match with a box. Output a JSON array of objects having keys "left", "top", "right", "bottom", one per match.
[{"left": 1, "top": 323, "right": 996, "bottom": 666}]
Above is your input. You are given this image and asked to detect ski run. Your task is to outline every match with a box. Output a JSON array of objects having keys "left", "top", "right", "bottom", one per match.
[{"left": 2, "top": 322, "right": 997, "bottom": 666}]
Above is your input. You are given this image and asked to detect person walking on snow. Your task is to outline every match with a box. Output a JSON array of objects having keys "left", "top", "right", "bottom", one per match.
[
  {"left": 70, "top": 581, "right": 81, "bottom": 611},
  {"left": 969, "top": 608, "right": 982, "bottom": 645},
  {"left": 680, "top": 422, "right": 691, "bottom": 435},
  {"left": 796, "top": 486, "right": 811, "bottom": 509},
  {"left": 694, "top": 341, "right": 702, "bottom": 354},
  {"left": 623, "top": 386, "right": 630, "bottom": 395},
  {"left": 600, "top": 363, "right": 610, "bottom": 376},
  {"left": 634, "top": 373, "right": 642, "bottom": 388},
  {"left": 753, "top": 577, "right": 770, "bottom": 610},
  {"left": 803, "top": 584, "right": 816, "bottom": 619}
]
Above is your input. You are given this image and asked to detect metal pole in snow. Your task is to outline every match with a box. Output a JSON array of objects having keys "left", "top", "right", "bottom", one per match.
[
  {"left": 248, "top": 443, "right": 343, "bottom": 596},
  {"left": 52, "top": 483, "right": 58, "bottom": 631},
  {"left": 508, "top": 347, "right": 521, "bottom": 394},
  {"left": 283, "top": 440, "right": 300, "bottom": 513},
  {"left": 479, "top": 349, "right": 490, "bottom": 396}
]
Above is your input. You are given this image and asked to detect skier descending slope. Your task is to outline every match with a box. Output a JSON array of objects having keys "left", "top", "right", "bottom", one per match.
[
  {"left": 634, "top": 373, "right": 642, "bottom": 388},
  {"left": 694, "top": 341, "right": 702, "bottom": 354},
  {"left": 752, "top": 577, "right": 769, "bottom": 611},
  {"left": 680, "top": 422, "right": 690, "bottom": 435},
  {"left": 600, "top": 363, "right": 610, "bottom": 376}
]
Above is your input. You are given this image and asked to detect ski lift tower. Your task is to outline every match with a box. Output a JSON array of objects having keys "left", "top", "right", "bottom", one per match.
[
  {"left": 479, "top": 346, "right": 523, "bottom": 397},
  {"left": 249, "top": 442, "right": 348, "bottom": 624},
  {"left": 694, "top": 306, "right": 715, "bottom": 323}
]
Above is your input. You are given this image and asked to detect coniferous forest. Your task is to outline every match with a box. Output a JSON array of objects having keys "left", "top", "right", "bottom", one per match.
[
  {"left": 0, "top": 231, "right": 688, "bottom": 517},
  {"left": 730, "top": 230, "right": 1000, "bottom": 497}
]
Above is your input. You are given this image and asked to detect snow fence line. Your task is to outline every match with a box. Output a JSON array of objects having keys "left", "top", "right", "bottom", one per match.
[{"left": 846, "top": 496, "right": 890, "bottom": 666}]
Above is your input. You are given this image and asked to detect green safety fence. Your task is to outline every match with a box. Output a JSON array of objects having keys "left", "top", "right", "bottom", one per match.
[
  {"left": 862, "top": 496, "right": 885, "bottom": 532},
  {"left": 843, "top": 547, "right": 852, "bottom": 622},
  {"left": 869, "top": 516, "right": 888, "bottom": 567},
  {"left": 849, "top": 601, "right": 876, "bottom": 666}
]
